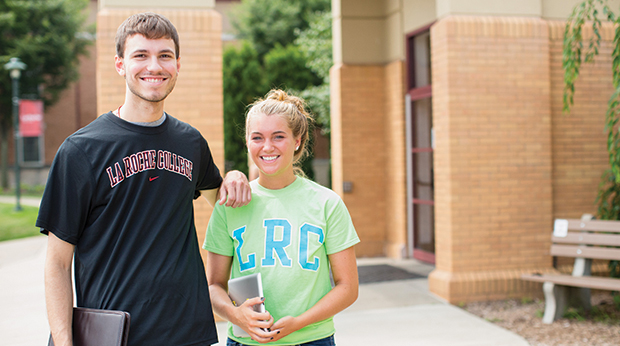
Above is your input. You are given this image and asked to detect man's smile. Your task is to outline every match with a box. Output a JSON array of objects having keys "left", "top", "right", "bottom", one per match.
[{"left": 141, "top": 76, "right": 167, "bottom": 83}]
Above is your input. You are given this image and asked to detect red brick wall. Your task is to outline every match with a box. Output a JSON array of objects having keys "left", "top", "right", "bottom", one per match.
[{"left": 43, "top": 45, "right": 98, "bottom": 165}]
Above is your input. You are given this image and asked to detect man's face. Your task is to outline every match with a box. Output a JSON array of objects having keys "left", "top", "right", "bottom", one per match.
[{"left": 115, "top": 34, "right": 180, "bottom": 103}]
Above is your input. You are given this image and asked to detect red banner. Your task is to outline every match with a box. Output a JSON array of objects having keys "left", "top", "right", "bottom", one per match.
[{"left": 19, "top": 99, "right": 43, "bottom": 137}]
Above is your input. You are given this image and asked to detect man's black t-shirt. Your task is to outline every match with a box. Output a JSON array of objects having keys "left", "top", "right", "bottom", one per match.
[{"left": 37, "top": 112, "right": 222, "bottom": 345}]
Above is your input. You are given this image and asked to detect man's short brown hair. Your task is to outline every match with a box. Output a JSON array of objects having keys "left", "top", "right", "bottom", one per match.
[{"left": 115, "top": 12, "right": 180, "bottom": 58}]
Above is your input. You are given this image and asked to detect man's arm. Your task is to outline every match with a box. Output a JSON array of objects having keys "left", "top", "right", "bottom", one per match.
[
  {"left": 202, "top": 170, "right": 251, "bottom": 208},
  {"left": 44, "top": 232, "right": 75, "bottom": 346}
]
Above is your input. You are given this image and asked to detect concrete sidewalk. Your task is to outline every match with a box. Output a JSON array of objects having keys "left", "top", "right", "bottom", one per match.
[
  {"left": 0, "top": 235, "right": 530, "bottom": 346},
  {"left": 0, "top": 195, "right": 41, "bottom": 208}
]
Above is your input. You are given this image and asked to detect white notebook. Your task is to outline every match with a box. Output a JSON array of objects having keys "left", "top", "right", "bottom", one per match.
[{"left": 228, "top": 273, "right": 265, "bottom": 338}]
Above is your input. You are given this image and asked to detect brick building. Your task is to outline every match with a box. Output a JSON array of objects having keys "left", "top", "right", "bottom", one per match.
[
  {"left": 7, "top": 0, "right": 618, "bottom": 304},
  {"left": 331, "top": 0, "right": 618, "bottom": 303},
  {"left": 5, "top": 0, "right": 99, "bottom": 186}
]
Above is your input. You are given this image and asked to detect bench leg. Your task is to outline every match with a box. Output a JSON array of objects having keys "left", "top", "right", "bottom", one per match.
[
  {"left": 568, "top": 287, "right": 591, "bottom": 311},
  {"left": 542, "top": 282, "right": 568, "bottom": 324},
  {"left": 570, "top": 258, "right": 592, "bottom": 312}
]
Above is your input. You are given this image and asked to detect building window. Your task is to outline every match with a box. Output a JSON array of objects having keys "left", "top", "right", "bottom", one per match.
[
  {"left": 406, "top": 23, "right": 435, "bottom": 263},
  {"left": 20, "top": 136, "right": 44, "bottom": 167}
]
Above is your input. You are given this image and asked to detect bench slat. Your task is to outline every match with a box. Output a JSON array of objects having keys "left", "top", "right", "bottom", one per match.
[
  {"left": 521, "top": 274, "right": 620, "bottom": 291},
  {"left": 552, "top": 233, "right": 620, "bottom": 246},
  {"left": 566, "top": 219, "right": 620, "bottom": 233},
  {"left": 550, "top": 244, "right": 620, "bottom": 261}
]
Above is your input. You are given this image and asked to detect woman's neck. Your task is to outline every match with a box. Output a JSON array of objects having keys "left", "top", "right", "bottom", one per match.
[{"left": 258, "top": 173, "right": 297, "bottom": 190}]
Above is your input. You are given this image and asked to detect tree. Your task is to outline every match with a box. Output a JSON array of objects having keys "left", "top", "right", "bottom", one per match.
[
  {"left": 262, "top": 43, "right": 326, "bottom": 181},
  {"left": 295, "top": 10, "right": 332, "bottom": 82},
  {"left": 224, "top": 0, "right": 332, "bottom": 180},
  {"left": 231, "top": 0, "right": 330, "bottom": 58},
  {"left": 0, "top": 0, "right": 91, "bottom": 190},
  {"left": 263, "top": 43, "right": 322, "bottom": 91},
  {"left": 295, "top": 10, "right": 332, "bottom": 133},
  {"left": 563, "top": 0, "right": 620, "bottom": 278},
  {"left": 223, "top": 42, "right": 265, "bottom": 175}
]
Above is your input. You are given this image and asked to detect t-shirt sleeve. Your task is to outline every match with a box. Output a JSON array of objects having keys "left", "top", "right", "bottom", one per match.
[
  {"left": 324, "top": 197, "right": 360, "bottom": 255},
  {"left": 203, "top": 202, "right": 234, "bottom": 256},
  {"left": 36, "top": 139, "right": 95, "bottom": 245},
  {"left": 195, "top": 136, "right": 222, "bottom": 195}
]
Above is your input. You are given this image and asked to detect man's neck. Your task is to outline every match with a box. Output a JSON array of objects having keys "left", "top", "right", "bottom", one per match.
[{"left": 119, "top": 98, "right": 165, "bottom": 123}]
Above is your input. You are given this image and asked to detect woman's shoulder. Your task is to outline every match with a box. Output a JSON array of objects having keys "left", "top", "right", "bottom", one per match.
[{"left": 297, "top": 177, "right": 343, "bottom": 202}]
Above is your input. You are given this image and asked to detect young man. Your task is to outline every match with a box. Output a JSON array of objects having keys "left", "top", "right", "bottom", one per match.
[{"left": 37, "top": 12, "right": 250, "bottom": 346}]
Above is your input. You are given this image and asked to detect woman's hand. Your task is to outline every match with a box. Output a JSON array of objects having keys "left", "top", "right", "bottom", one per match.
[
  {"left": 268, "top": 315, "right": 300, "bottom": 343},
  {"left": 233, "top": 296, "right": 278, "bottom": 343},
  {"left": 266, "top": 247, "right": 359, "bottom": 342},
  {"left": 207, "top": 254, "right": 276, "bottom": 342}
]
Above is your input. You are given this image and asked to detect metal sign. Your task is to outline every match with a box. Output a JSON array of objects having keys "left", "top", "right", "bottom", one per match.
[{"left": 19, "top": 99, "right": 43, "bottom": 137}]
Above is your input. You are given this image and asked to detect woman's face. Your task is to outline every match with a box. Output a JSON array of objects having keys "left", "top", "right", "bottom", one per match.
[{"left": 246, "top": 112, "right": 300, "bottom": 185}]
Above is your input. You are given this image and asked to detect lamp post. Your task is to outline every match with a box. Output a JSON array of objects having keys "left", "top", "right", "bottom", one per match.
[{"left": 4, "top": 57, "right": 27, "bottom": 211}]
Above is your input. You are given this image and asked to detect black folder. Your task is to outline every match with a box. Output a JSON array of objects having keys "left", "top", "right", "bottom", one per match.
[{"left": 48, "top": 307, "right": 130, "bottom": 346}]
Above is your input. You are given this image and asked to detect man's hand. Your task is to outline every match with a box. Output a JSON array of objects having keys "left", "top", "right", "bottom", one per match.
[{"left": 218, "top": 170, "right": 251, "bottom": 208}]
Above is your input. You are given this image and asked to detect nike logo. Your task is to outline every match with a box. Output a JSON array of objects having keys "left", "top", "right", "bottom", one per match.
[{"left": 149, "top": 176, "right": 159, "bottom": 182}]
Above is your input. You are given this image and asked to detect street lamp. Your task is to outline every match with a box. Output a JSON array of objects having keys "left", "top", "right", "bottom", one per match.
[{"left": 4, "top": 57, "right": 27, "bottom": 211}]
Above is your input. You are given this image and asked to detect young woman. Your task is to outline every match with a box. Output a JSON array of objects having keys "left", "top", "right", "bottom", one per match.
[{"left": 204, "top": 89, "right": 360, "bottom": 346}]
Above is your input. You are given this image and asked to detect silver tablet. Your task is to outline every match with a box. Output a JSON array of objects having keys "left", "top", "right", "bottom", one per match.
[{"left": 228, "top": 273, "right": 265, "bottom": 337}]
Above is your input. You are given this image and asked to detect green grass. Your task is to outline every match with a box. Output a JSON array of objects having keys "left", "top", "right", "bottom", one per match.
[
  {"left": 0, "top": 184, "right": 45, "bottom": 197},
  {"left": 563, "top": 300, "right": 620, "bottom": 325},
  {"left": 0, "top": 203, "right": 40, "bottom": 242},
  {"left": 521, "top": 296, "right": 534, "bottom": 305}
]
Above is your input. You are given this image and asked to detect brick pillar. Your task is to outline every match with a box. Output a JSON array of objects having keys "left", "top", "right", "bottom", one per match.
[
  {"left": 384, "top": 61, "right": 408, "bottom": 258},
  {"left": 330, "top": 61, "right": 407, "bottom": 258},
  {"left": 427, "top": 15, "right": 612, "bottom": 303},
  {"left": 96, "top": 8, "right": 223, "bottom": 269},
  {"left": 428, "top": 16, "right": 554, "bottom": 303},
  {"left": 330, "top": 64, "right": 387, "bottom": 256}
]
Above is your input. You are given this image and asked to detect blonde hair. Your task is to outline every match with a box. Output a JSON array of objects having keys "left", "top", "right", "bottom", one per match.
[{"left": 246, "top": 89, "right": 314, "bottom": 176}]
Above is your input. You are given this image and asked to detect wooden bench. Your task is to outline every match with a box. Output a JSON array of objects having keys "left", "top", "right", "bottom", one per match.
[{"left": 521, "top": 216, "right": 620, "bottom": 324}]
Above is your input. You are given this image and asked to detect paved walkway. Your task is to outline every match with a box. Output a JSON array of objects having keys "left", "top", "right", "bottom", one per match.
[
  {"left": 0, "top": 234, "right": 530, "bottom": 346},
  {"left": 0, "top": 195, "right": 41, "bottom": 208}
]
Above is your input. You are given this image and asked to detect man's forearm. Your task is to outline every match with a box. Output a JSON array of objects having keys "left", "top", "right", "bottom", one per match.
[
  {"left": 202, "top": 170, "right": 251, "bottom": 209},
  {"left": 44, "top": 236, "right": 75, "bottom": 346},
  {"left": 201, "top": 187, "right": 220, "bottom": 208},
  {"left": 45, "top": 260, "right": 74, "bottom": 346}
]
